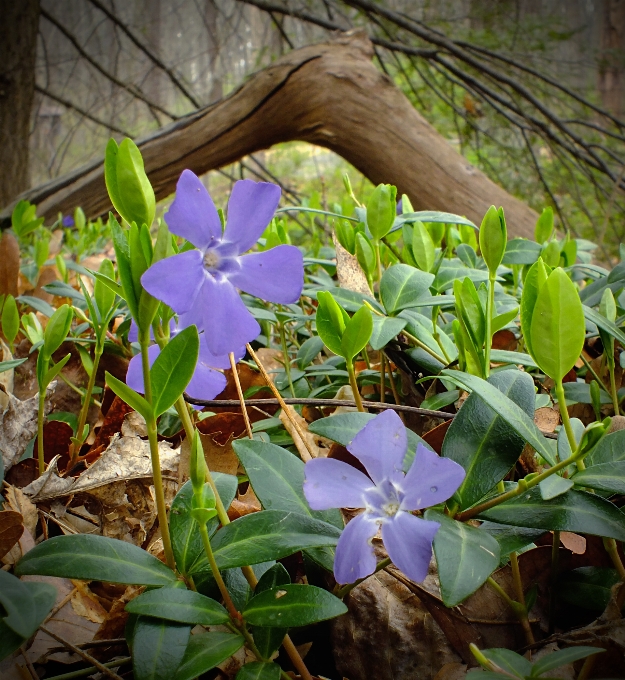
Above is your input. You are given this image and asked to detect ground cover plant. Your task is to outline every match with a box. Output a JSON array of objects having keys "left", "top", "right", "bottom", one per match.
[{"left": 1, "top": 138, "right": 625, "bottom": 679}]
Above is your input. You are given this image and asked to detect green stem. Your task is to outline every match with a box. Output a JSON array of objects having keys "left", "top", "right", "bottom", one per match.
[
  {"left": 555, "top": 379, "right": 584, "bottom": 470},
  {"left": 580, "top": 353, "right": 611, "bottom": 394},
  {"left": 336, "top": 557, "right": 391, "bottom": 598},
  {"left": 37, "top": 390, "right": 46, "bottom": 476},
  {"left": 139, "top": 331, "right": 153, "bottom": 403},
  {"left": 347, "top": 360, "right": 365, "bottom": 412},
  {"left": 604, "top": 537, "right": 625, "bottom": 579},
  {"left": 71, "top": 342, "right": 103, "bottom": 464},
  {"left": 484, "top": 274, "right": 495, "bottom": 378},
  {"left": 402, "top": 329, "right": 447, "bottom": 364},
  {"left": 486, "top": 577, "right": 515, "bottom": 607},
  {"left": 374, "top": 241, "right": 382, "bottom": 284},
  {"left": 199, "top": 522, "right": 239, "bottom": 620},
  {"left": 278, "top": 321, "right": 295, "bottom": 397},
  {"left": 608, "top": 358, "right": 620, "bottom": 415},
  {"left": 432, "top": 306, "right": 452, "bottom": 364}
]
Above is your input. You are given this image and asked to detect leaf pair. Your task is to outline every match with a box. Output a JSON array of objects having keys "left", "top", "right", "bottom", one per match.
[{"left": 316, "top": 291, "right": 372, "bottom": 362}]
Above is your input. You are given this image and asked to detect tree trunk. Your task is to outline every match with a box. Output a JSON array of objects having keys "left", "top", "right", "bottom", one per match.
[
  {"left": 0, "top": 31, "right": 538, "bottom": 238},
  {"left": 599, "top": 0, "right": 625, "bottom": 117},
  {"left": 0, "top": 0, "right": 40, "bottom": 207}
]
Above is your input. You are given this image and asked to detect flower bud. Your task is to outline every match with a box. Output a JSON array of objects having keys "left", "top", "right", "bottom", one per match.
[
  {"left": 479, "top": 205, "right": 507, "bottom": 275},
  {"left": 366, "top": 184, "right": 397, "bottom": 240}
]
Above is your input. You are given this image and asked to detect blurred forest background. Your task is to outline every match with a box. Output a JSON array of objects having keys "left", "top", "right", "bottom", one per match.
[{"left": 2, "top": 0, "right": 625, "bottom": 256}]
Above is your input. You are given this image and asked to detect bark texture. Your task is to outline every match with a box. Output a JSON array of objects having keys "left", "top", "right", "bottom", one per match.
[
  {"left": 0, "top": 0, "right": 40, "bottom": 206},
  {"left": 1, "top": 31, "right": 538, "bottom": 237}
]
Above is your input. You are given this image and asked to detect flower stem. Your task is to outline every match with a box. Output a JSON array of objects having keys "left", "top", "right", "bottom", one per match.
[
  {"left": 487, "top": 576, "right": 533, "bottom": 645},
  {"left": 70, "top": 342, "right": 103, "bottom": 465},
  {"left": 198, "top": 522, "right": 239, "bottom": 620},
  {"left": 347, "top": 360, "right": 365, "bottom": 412},
  {"left": 37, "top": 390, "right": 46, "bottom": 476},
  {"left": 554, "top": 379, "right": 584, "bottom": 470},
  {"left": 608, "top": 359, "right": 621, "bottom": 415},
  {"left": 229, "top": 352, "right": 253, "bottom": 439},
  {"left": 484, "top": 273, "right": 496, "bottom": 378}
]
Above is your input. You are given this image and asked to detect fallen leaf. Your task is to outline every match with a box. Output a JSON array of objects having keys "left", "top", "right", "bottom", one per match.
[
  {"left": 1, "top": 525, "right": 35, "bottom": 566},
  {"left": 253, "top": 347, "right": 284, "bottom": 374},
  {"left": 228, "top": 484, "right": 261, "bottom": 520},
  {"left": 279, "top": 405, "right": 332, "bottom": 461},
  {"left": 492, "top": 329, "right": 517, "bottom": 352},
  {"left": 560, "top": 532, "right": 587, "bottom": 555},
  {"left": 197, "top": 412, "right": 247, "bottom": 445},
  {"left": 4, "top": 458, "right": 38, "bottom": 488},
  {"left": 5, "top": 484, "right": 38, "bottom": 537},
  {"left": 121, "top": 411, "right": 147, "bottom": 438},
  {"left": 70, "top": 582, "right": 108, "bottom": 624},
  {"left": 0, "top": 231, "right": 20, "bottom": 297},
  {"left": 0, "top": 510, "right": 24, "bottom": 559},
  {"left": 333, "top": 232, "right": 372, "bottom": 296},
  {"left": 86, "top": 395, "right": 133, "bottom": 462},
  {"left": 0, "top": 340, "right": 14, "bottom": 411},
  {"left": 34, "top": 420, "right": 73, "bottom": 470},
  {"left": 534, "top": 406, "right": 560, "bottom": 433},
  {"left": 422, "top": 419, "right": 452, "bottom": 454}
]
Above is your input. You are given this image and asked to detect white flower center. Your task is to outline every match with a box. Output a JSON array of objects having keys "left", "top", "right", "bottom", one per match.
[
  {"left": 203, "top": 250, "right": 220, "bottom": 269},
  {"left": 381, "top": 500, "right": 400, "bottom": 517}
]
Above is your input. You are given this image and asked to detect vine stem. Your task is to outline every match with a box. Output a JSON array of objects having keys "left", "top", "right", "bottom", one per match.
[
  {"left": 484, "top": 274, "right": 495, "bottom": 378},
  {"left": 604, "top": 537, "right": 625, "bottom": 610},
  {"left": 198, "top": 523, "right": 239, "bottom": 620},
  {"left": 487, "top": 575, "right": 534, "bottom": 647},
  {"left": 69, "top": 342, "right": 103, "bottom": 466},
  {"left": 37, "top": 390, "right": 46, "bottom": 476},
  {"left": 347, "top": 360, "right": 365, "bottom": 412}
]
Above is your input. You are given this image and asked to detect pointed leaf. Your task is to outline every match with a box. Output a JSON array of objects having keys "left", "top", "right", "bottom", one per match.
[
  {"left": 531, "top": 646, "right": 603, "bottom": 677},
  {"left": 105, "top": 371, "right": 153, "bottom": 421},
  {"left": 571, "top": 461, "right": 625, "bottom": 494},
  {"left": 380, "top": 264, "right": 434, "bottom": 314},
  {"left": 125, "top": 587, "right": 229, "bottom": 626},
  {"left": 175, "top": 630, "right": 244, "bottom": 680},
  {"left": 130, "top": 616, "right": 190, "bottom": 680},
  {"left": 236, "top": 662, "right": 282, "bottom": 680}
]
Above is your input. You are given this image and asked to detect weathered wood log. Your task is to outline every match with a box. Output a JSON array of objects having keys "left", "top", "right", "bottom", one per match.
[{"left": 1, "top": 31, "right": 538, "bottom": 237}]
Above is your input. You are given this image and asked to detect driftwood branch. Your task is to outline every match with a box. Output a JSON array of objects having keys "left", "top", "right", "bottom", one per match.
[{"left": 2, "top": 32, "right": 538, "bottom": 237}]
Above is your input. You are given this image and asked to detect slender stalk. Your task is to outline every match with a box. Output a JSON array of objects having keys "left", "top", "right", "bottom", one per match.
[
  {"left": 608, "top": 359, "right": 620, "bottom": 415},
  {"left": 70, "top": 342, "right": 103, "bottom": 464},
  {"left": 229, "top": 352, "right": 253, "bottom": 438},
  {"left": 580, "top": 353, "right": 611, "bottom": 394},
  {"left": 347, "top": 360, "right": 365, "bottom": 412},
  {"left": 37, "top": 390, "right": 46, "bottom": 476},
  {"left": 555, "top": 379, "right": 585, "bottom": 471},
  {"left": 278, "top": 321, "right": 296, "bottom": 397},
  {"left": 402, "top": 329, "right": 447, "bottom": 364},
  {"left": 487, "top": 576, "right": 514, "bottom": 606},
  {"left": 484, "top": 274, "right": 495, "bottom": 378},
  {"left": 432, "top": 305, "right": 452, "bottom": 364},
  {"left": 604, "top": 538, "right": 625, "bottom": 579},
  {"left": 198, "top": 522, "right": 239, "bottom": 620},
  {"left": 281, "top": 635, "right": 314, "bottom": 680},
  {"left": 577, "top": 654, "right": 600, "bottom": 680},
  {"left": 374, "top": 241, "right": 382, "bottom": 284},
  {"left": 43, "top": 658, "right": 131, "bottom": 680}
]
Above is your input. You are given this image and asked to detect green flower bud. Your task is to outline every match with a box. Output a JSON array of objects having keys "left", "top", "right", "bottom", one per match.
[
  {"left": 479, "top": 205, "right": 507, "bottom": 275},
  {"left": 534, "top": 207, "right": 554, "bottom": 243},
  {"left": 366, "top": 183, "right": 397, "bottom": 240}
]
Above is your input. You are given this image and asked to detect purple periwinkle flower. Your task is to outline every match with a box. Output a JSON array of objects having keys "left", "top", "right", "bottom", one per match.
[
  {"left": 303, "top": 410, "right": 465, "bottom": 585},
  {"left": 140, "top": 170, "right": 304, "bottom": 356},
  {"left": 126, "top": 320, "right": 243, "bottom": 407},
  {"left": 62, "top": 214, "right": 75, "bottom": 227}
]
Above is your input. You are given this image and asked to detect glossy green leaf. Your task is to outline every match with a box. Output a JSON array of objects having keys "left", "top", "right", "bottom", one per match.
[
  {"left": 131, "top": 616, "right": 190, "bottom": 680},
  {"left": 585, "top": 429, "right": 625, "bottom": 465},
  {"left": 125, "top": 587, "right": 229, "bottom": 625},
  {"left": 0, "top": 358, "right": 27, "bottom": 374},
  {"left": 531, "top": 646, "right": 604, "bottom": 677},
  {"left": 530, "top": 268, "right": 585, "bottom": 382},
  {"left": 252, "top": 564, "right": 289, "bottom": 660},
  {"left": 556, "top": 567, "right": 621, "bottom": 612},
  {"left": 534, "top": 207, "right": 554, "bottom": 244},
  {"left": 502, "top": 238, "right": 542, "bottom": 265},
  {"left": 366, "top": 183, "right": 396, "bottom": 240},
  {"left": 482, "top": 648, "right": 530, "bottom": 678},
  {"left": 490, "top": 350, "right": 537, "bottom": 368},
  {"left": 454, "top": 277, "right": 486, "bottom": 357},
  {"left": 426, "top": 510, "right": 500, "bottom": 607},
  {"left": 539, "top": 474, "right": 573, "bottom": 500},
  {"left": 491, "top": 306, "right": 519, "bottom": 334},
  {"left": 369, "top": 315, "right": 407, "bottom": 350},
  {"left": 440, "top": 370, "right": 555, "bottom": 465},
  {"left": 0, "top": 570, "right": 56, "bottom": 639},
  {"left": 478, "top": 487, "right": 625, "bottom": 541},
  {"left": 432, "top": 266, "right": 490, "bottom": 293},
  {"left": 341, "top": 305, "right": 373, "bottom": 360},
  {"left": 411, "top": 220, "right": 436, "bottom": 272},
  {"left": 420, "top": 390, "right": 460, "bottom": 411},
  {"left": 236, "top": 662, "right": 282, "bottom": 680},
  {"left": 479, "top": 206, "right": 507, "bottom": 275},
  {"left": 15, "top": 534, "right": 177, "bottom": 585},
  {"left": 479, "top": 522, "right": 545, "bottom": 557},
  {"left": 296, "top": 336, "right": 324, "bottom": 369},
  {"left": 171, "top": 475, "right": 238, "bottom": 576},
  {"left": 105, "top": 371, "right": 153, "bottom": 421},
  {"left": 355, "top": 232, "right": 375, "bottom": 276},
  {"left": 520, "top": 258, "right": 550, "bottom": 359},
  {"left": 380, "top": 264, "right": 435, "bottom": 314},
  {"left": 232, "top": 439, "right": 341, "bottom": 528},
  {"left": 393, "top": 210, "right": 477, "bottom": 231},
  {"left": 243, "top": 584, "right": 347, "bottom": 627},
  {"left": 191, "top": 511, "right": 341, "bottom": 574},
  {"left": 43, "top": 303, "right": 72, "bottom": 357},
  {"left": 316, "top": 291, "right": 348, "bottom": 356},
  {"left": 442, "top": 370, "right": 535, "bottom": 509},
  {"left": 572, "top": 461, "right": 625, "bottom": 494},
  {"left": 335, "top": 220, "right": 356, "bottom": 254},
  {"left": 41, "top": 353, "right": 71, "bottom": 390},
  {"left": 95, "top": 258, "right": 116, "bottom": 317},
  {"left": 541, "top": 239, "right": 561, "bottom": 267},
  {"left": 175, "top": 630, "right": 244, "bottom": 680}
]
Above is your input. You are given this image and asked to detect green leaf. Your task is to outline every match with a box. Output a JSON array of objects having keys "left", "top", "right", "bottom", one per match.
[
  {"left": 366, "top": 183, "right": 396, "bottom": 240},
  {"left": 502, "top": 238, "right": 542, "bottom": 265},
  {"left": 411, "top": 220, "right": 436, "bottom": 272},
  {"left": 481, "top": 648, "right": 530, "bottom": 678},
  {"left": 296, "top": 336, "right": 325, "bottom": 369},
  {"left": 380, "top": 264, "right": 435, "bottom": 314},
  {"left": 335, "top": 220, "right": 356, "bottom": 254},
  {"left": 530, "top": 268, "right": 585, "bottom": 382},
  {"left": 0, "top": 358, "right": 27, "bottom": 374},
  {"left": 425, "top": 510, "right": 500, "bottom": 607},
  {"left": 541, "top": 240, "right": 561, "bottom": 267},
  {"left": 192, "top": 511, "right": 341, "bottom": 573},
  {"left": 520, "top": 259, "right": 550, "bottom": 359},
  {"left": 111, "top": 138, "right": 156, "bottom": 228},
  {"left": 15, "top": 534, "right": 177, "bottom": 585},
  {"left": 440, "top": 370, "right": 555, "bottom": 465},
  {"left": 442, "top": 371, "right": 535, "bottom": 509},
  {"left": 253, "top": 564, "right": 290, "bottom": 660},
  {"left": 477, "top": 487, "right": 625, "bottom": 541},
  {"left": 0, "top": 570, "right": 56, "bottom": 639},
  {"left": 43, "top": 304, "right": 73, "bottom": 357},
  {"left": 491, "top": 307, "right": 519, "bottom": 334},
  {"left": 531, "top": 646, "right": 604, "bottom": 677},
  {"left": 571, "top": 461, "right": 625, "bottom": 494},
  {"left": 539, "top": 474, "right": 573, "bottom": 500},
  {"left": 126, "top": 587, "right": 228, "bottom": 626},
  {"left": 243, "top": 584, "right": 347, "bottom": 627},
  {"left": 171, "top": 475, "right": 238, "bottom": 576},
  {"left": 534, "top": 207, "right": 554, "bottom": 244},
  {"left": 1, "top": 294, "right": 19, "bottom": 348},
  {"left": 432, "top": 266, "right": 490, "bottom": 293},
  {"left": 130, "top": 616, "right": 190, "bottom": 680},
  {"left": 105, "top": 371, "right": 153, "bottom": 421},
  {"left": 479, "top": 206, "right": 507, "bottom": 275},
  {"left": 236, "top": 662, "right": 282, "bottom": 680},
  {"left": 583, "top": 304, "right": 625, "bottom": 348},
  {"left": 175, "top": 630, "right": 244, "bottom": 680},
  {"left": 42, "top": 353, "right": 71, "bottom": 390},
  {"left": 586, "top": 429, "right": 625, "bottom": 465},
  {"left": 91, "top": 270, "right": 125, "bottom": 300},
  {"left": 232, "top": 439, "right": 342, "bottom": 528},
  {"left": 17, "top": 295, "right": 56, "bottom": 318},
  {"left": 556, "top": 567, "right": 621, "bottom": 612},
  {"left": 341, "top": 305, "right": 373, "bottom": 361},
  {"left": 489, "top": 350, "right": 537, "bottom": 368},
  {"left": 479, "top": 522, "right": 545, "bottom": 557},
  {"left": 95, "top": 258, "right": 116, "bottom": 317},
  {"left": 355, "top": 232, "right": 375, "bottom": 276},
  {"left": 369, "top": 316, "right": 407, "bottom": 350},
  {"left": 316, "top": 291, "right": 348, "bottom": 356},
  {"left": 393, "top": 210, "right": 477, "bottom": 232},
  {"left": 420, "top": 390, "right": 460, "bottom": 411}
]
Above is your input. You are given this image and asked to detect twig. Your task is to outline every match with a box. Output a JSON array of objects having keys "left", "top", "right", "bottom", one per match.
[
  {"left": 229, "top": 352, "right": 253, "bottom": 439},
  {"left": 39, "top": 626, "right": 124, "bottom": 680},
  {"left": 42, "top": 657, "right": 131, "bottom": 680},
  {"left": 20, "top": 645, "right": 38, "bottom": 680},
  {"left": 43, "top": 586, "right": 78, "bottom": 624}
]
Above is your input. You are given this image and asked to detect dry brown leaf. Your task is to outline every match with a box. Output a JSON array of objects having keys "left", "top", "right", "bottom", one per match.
[
  {"left": 121, "top": 411, "right": 148, "bottom": 438},
  {"left": 560, "top": 532, "right": 587, "bottom": 555},
  {"left": 432, "top": 663, "right": 468, "bottom": 680},
  {"left": 200, "top": 431, "right": 239, "bottom": 476},
  {"left": 70, "top": 582, "right": 108, "bottom": 624},
  {"left": 0, "top": 510, "right": 24, "bottom": 559},
  {"left": 333, "top": 232, "right": 372, "bottom": 295},
  {"left": 228, "top": 485, "right": 261, "bottom": 520},
  {"left": 534, "top": 406, "right": 560, "bottom": 433},
  {"left": 0, "top": 231, "right": 20, "bottom": 297},
  {"left": 253, "top": 347, "right": 284, "bottom": 375},
  {"left": 2, "top": 526, "right": 35, "bottom": 566},
  {"left": 5, "top": 484, "right": 38, "bottom": 537}
]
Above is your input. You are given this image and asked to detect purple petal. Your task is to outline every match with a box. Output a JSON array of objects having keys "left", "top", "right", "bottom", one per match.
[
  {"left": 228, "top": 246, "right": 303, "bottom": 304},
  {"left": 347, "top": 410, "right": 407, "bottom": 485},
  {"left": 128, "top": 320, "right": 155, "bottom": 343},
  {"left": 198, "top": 337, "right": 244, "bottom": 370},
  {"left": 334, "top": 513, "right": 379, "bottom": 584},
  {"left": 165, "top": 170, "right": 222, "bottom": 250},
  {"left": 382, "top": 512, "right": 439, "bottom": 583},
  {"left": 303, "top": 458, "right": 372, "bottom": 510},
  {"left": 126, "top": 345, "right": 160, "bottom": 394},
  {"left": 185, "top": 362, "right": 227, "bottom": 402},
  {"left": 201, "top": 276, "right": 260, "bottom": 355},
  {"left": 401, "top": 444, "right": 466, "bottom": 511},
  {"left": 141, "top": 250, "right": 205, "bottom": 314},
  {"left": 223, "top": 180, "right": 281, "bottom": 253}
]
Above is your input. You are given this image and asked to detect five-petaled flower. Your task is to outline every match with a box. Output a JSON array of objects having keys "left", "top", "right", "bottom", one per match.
[
  {"left": 126, "top": 320, "right": 243, "bottom": 406},
  {"left": 141, "top": 170, "right": 303, "bottom": 356},
  {"left": 303, "top": 410, "right": 465, "bottom": 584}
]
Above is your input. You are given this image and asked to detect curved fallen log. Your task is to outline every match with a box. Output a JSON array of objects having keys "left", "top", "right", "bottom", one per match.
[{"left": 1, "top": 31, "right": 538, "bottom": 237}]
